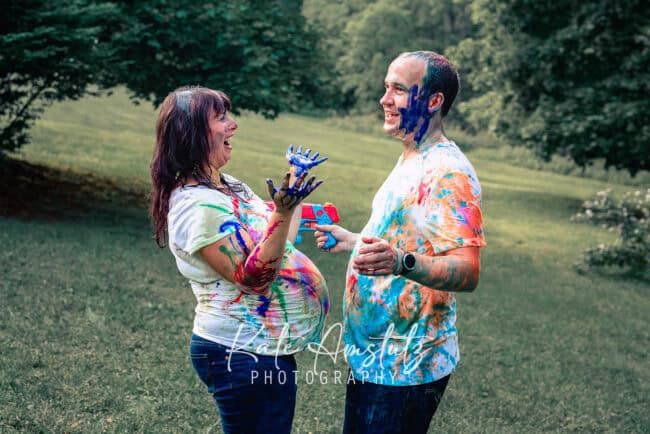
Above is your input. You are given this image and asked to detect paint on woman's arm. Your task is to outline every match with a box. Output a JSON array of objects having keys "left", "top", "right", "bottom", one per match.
[
  {"left": 241, "top": 244, "right": 282, "bottom": 291},
  {"left": 219, "top": 221, "right": 250, "bottom": 255},
  {"left": 218, "top": 244, "right": 247, "bottom": 284},
  {"left": 262, "top": 219, "right": 283, "bottom": 242}
]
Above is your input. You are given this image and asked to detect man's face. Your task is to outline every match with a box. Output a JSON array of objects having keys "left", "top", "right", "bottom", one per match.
[{"left": 380, "top": 56, "right": 426, "bottom": 140}]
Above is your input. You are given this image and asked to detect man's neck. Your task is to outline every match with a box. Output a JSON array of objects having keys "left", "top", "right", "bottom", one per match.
[{"left": 402, "top": 120, "right": 445, "bottom": 160}]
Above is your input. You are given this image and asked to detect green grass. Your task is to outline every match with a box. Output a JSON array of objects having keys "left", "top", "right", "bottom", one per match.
[{"left": 2, "top": 88, "right": 648, "bottom": 433}]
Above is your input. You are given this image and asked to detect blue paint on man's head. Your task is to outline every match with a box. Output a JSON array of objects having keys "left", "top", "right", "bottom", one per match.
[
  {"left": 397, "top": 51, "right": 460, "bottom": 117},
  {"left": 398, "top": 84, "right": 439, "bottom": 143}
]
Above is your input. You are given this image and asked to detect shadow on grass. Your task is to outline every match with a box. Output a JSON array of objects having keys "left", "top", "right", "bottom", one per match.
[
  {"left": 575, "top": 263, "right": 650, "bottom": 287},
  {"left": 0, "top": 158, "right": 148, "bottom": 221}
]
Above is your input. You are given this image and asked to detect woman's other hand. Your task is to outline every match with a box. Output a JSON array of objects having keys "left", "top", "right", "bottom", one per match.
[{"left": 267, "top": 172, "right": 323, "bottom": 213}]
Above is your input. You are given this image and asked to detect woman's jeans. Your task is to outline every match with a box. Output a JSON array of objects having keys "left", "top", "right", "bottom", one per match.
[
  {"left": 343, "top": 374, "right": 450, "bottom": 434},
  {"left": 189, "top": 334, "right": 297, "bottom": 434}
]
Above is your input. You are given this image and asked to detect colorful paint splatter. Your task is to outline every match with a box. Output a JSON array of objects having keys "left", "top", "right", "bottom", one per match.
[
  {"left": 344, "top": 141, "right": 485, "bottom": 385},
  {"left": 167, "top": 174, "right": 329, "bottom": 355}
]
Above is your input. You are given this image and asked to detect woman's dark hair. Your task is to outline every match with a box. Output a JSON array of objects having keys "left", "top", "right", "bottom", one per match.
[{"left": 150, "top": 86, "right": 246, "bottom": 247}]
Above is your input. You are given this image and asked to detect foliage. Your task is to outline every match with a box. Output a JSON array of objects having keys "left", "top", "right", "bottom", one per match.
[
  {"left": 573, "top": 188, "right": 650, "bottom": 273},
  {"left": 453, "top": 0, "right": 650, "bottom": 174},
  {"left": 116, "top": 0, "right": 328, "bottom": 115},
  {"left": 469, "top": 145, "right": 650, "bottom": 187},
  {"left": 303, "top": 0, "right": 475, "bottom": 114},
  {"left": 302, "top": 0, "right": 368, "bottom": 113},
  {"left": 0, "top": 0, "right": 126, "bottom": 154},
  {"left": 1, "top": 0, "right": 329, "bottom": 155}
]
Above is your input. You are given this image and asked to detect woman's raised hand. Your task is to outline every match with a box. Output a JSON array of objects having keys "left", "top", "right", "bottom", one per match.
[
  {"left": 266, "top": 172, "right": 323, "bottom": 213},
  {"left": 286, "top": 145, "right": 328, "bottom": 178}
]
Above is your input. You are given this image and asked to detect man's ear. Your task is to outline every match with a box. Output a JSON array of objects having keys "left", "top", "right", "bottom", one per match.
[{"left": 428, "top": 92, "right": 444, "bottom": 113}]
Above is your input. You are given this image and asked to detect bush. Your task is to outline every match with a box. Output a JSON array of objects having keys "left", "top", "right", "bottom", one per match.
[{"left": 573, "top": 189, "right": 650, "bottom": 274}]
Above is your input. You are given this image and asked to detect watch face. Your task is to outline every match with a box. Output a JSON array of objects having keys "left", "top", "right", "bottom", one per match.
[{"left": 404, "top": 253, "right": 416, "bottom": 270}]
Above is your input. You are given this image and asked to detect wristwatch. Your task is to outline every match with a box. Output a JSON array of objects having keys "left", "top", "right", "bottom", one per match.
[{"left": 401, "top": 252, "right": 416, "bottom": 275}]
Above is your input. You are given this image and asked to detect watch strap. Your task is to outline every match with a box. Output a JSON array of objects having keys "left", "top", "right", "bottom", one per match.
[{"left": 393, "top": 249, "right": 404, "bottom": 275}]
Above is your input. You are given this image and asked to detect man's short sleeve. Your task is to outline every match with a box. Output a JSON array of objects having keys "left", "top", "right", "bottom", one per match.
[{"left": 422, "top": 170, "right": 486, "bottom": 254}]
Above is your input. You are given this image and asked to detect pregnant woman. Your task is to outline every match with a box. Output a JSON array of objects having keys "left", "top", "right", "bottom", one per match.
[{"left": 150, "top": 86, "right": 329, "bottom": 433}]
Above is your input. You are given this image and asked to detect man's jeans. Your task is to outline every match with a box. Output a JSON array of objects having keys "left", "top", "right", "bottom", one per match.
[
  {"left": 189, "top": 334, "right": 297, "bottom": 434},
  {"left": 343, "top": 374, "right": 451, "bottom": 434}
]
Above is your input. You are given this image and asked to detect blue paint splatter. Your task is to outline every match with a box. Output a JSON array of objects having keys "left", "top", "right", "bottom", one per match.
[
  {"left": 286, "top": 144, "right": 328, "bottom": 177},
  {"left": 219, "top": 221, "right": 249, "bottom": 255},
  {"left": 256, "top": 295, "right": 271, "bottom": 317},
  {"left": 398, "top": 84, "right": 439, "bottom": 143}
]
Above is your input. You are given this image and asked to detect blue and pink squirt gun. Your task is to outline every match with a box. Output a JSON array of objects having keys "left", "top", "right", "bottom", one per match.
[
  {"left": 265, "top": 202, "right": 340, "bottom": 249},
  {"left": 267, "top": 144, "right": 338, "bottom": 248}
]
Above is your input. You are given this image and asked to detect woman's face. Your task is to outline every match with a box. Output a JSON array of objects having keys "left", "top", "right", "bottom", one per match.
[{"left": 207, "top": 108, "right": 238, "bottom": 169}]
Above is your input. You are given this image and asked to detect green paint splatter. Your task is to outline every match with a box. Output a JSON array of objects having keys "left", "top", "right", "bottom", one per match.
[{"left": 199, "top": 203, "right": 233, "bottom": 215}]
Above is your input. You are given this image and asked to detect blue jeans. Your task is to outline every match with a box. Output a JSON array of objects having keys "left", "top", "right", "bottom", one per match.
[
  {"left": 189, "top": 334, "right": 297, "bottom": 434},
  {"left": 343, "top": 374, "right": 450, "bottom": 434}
]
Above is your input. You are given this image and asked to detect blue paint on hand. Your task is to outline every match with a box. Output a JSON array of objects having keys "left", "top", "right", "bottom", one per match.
[
  {"left": 267, "top": 174, "right": 323, "bottom": 210},
  {"left": 286, "top": 144, "right": 328, "bottom": 177}
]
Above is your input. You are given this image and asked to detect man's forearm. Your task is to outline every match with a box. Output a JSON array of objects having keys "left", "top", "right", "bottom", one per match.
[{"left": 404, "top": 251, "right": 479, "bottom": 292}]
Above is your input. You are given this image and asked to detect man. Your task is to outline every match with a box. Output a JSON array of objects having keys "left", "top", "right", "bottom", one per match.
[{"left": 315, "top": 51, "right": 486, "bottom": 433}]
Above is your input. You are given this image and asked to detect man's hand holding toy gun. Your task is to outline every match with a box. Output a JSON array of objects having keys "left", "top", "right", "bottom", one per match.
[
  {"left": 263, "top": 144, "right": 340, "bottom": 249},
  {"left": 265, "top": 201, "right": 340, "bottom": 249}
]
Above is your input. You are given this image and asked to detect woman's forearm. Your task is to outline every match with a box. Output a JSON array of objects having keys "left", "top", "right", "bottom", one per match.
[
  {"left": 236, "top": 210, "right": 293, "bottom": 292},
  {"left": 287, "top": 203, "right": 302, "bottom": 243}
]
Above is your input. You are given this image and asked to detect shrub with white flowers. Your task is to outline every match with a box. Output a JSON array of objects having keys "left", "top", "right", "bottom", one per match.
[{"left": 573, "top": 188, "right": 649, "bottom": 273}]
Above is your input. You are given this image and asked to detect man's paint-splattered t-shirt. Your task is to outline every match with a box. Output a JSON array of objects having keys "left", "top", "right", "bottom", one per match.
[
  {"left": 168, "top": 174, "right": 329, "bottom": 355},
  {"left": 344, "top": 141, "right": 486, "bottom": 385}
]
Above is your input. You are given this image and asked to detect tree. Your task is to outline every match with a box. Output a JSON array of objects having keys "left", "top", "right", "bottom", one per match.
[
  {"left": 453, "top": 0, "right": 650, "bottom": 174},
  {"left": 1, "top": 0, "right": 328, "bottom": 155},
  {"left": 303, "top": 0, "right": 475, "bottom": 114},
  {"left": 302, "top": 0, "right": 368, "bottom": 112},
  {"left": 115, "top": 0, "right": 327, "bottom": 116},
  {"left": 0, "top": 0, "right": 126, "bottom": 154}
]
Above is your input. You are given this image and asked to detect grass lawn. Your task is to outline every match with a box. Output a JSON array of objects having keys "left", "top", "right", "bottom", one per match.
[{"left": 1, "top": 89, "right": 648, "bottom": 433}]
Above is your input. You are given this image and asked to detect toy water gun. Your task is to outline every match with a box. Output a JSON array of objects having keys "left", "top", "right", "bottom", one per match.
[{"left": 265, "top": 202, "right": 340, "bottom": 249}]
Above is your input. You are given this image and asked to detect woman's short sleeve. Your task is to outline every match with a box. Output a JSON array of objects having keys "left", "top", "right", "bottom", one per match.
[
  {"left": 169, "top": 189, "right": 239, "bottom": 256},
  {"left": 184, "top": 202, "right": 238, "bottom": 254}
]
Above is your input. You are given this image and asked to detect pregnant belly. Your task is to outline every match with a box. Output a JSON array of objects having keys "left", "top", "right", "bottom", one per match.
[{"left": 269, "top": 248, "right": 329, "bottom": 322}]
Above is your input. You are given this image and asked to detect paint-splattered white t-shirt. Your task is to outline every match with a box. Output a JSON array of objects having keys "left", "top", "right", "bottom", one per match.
[
  {"left": 168, "top": 175, "right": 329, "bottom": 355},
  {"left": 344, "top": 141, "right": 486, "bottom": 385}
]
